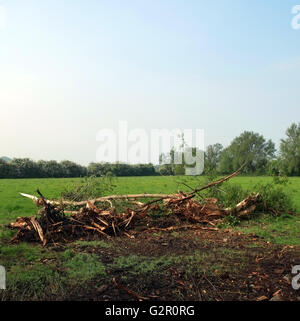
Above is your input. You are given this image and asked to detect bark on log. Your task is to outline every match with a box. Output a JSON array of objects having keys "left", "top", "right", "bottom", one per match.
[{"left": 20, "top": 193, "right": 179, "bottom": 207}]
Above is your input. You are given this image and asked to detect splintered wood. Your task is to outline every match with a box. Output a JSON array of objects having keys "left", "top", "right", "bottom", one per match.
[
  {"left": 10, "top": 192, "right": 261, "bottom": 245},
  {"left": 9, "top": 167, "right": 263, "bottom": 245}
]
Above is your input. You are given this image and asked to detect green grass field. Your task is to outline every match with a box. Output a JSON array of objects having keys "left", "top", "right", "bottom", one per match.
[
  {"left": 1, "top": 176, "right": 300, "bottom": 244},
  {"left": 0, "top": 176, "right": 300, "bottom": 301},
  {"left": 0, "top": 176, "right": 299, "bottom": 218},
  {"left": 1, "top": 175, "right": 300, "bottom": 220}
]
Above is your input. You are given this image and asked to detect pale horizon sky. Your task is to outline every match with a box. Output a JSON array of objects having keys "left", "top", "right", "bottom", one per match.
[{"left": 1, "top": 0, "right": 300, "bottom": 165}]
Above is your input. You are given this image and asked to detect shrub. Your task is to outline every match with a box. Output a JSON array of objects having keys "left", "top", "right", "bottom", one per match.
[
  {"left": 60, "top": 174, "right": 117, "bottom": 201},
  {"left": 254, "top": 181, "right": 295, "bottom": 213}
]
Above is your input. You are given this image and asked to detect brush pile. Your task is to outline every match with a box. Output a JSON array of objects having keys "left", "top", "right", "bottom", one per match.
[
  {"left": 8, "top": 166, "right": 265, "bottom": 245},
  {"left": 165, "top": 192, "right": 260, "bottom": 223}
]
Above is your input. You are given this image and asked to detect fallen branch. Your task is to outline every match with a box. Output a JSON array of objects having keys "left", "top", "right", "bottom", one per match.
[
  {"left": 20, "top": 193, "right": 179, "bottom": 207},
  {"left": 188, "top": 163, "right": 247, "bottom": 196},
  {"left": 20, "top": 165, "right": 246, "bottom": 210}
]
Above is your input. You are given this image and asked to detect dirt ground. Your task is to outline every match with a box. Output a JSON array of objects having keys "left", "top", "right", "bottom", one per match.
[{"left": 59, "top": 226, "right": 300, "bottom": 301}]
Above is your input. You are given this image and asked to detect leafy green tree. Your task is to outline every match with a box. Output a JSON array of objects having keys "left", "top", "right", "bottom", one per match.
[
  {"left": 60, "top": 160, "right": 87, "bottom": 177},
  {"left": 204, "top": 143, "right": 223, "bottom": 173},
  {"left": 159, "top": 146, "right": 204, "bottom": 176},
  {"left": 10, "top": 158, "right": 40, "bottom": 178},
  {"left": 159, "top": 147, "right": 176, "bottom": 175},
  {"left": 37, "top": 160, "right": 64, "bottom": 178},
  {"left": 0, "top": 158, "right": 157, "bottom": 178},
  {"left": 280, "top": 123, "right": 300, "bottom": 176},
  {"left": 158, "top": 164, "right": 174, "bottom": 176},
  {"left": 266, "top": 159, "right": 283, "bottom": 176},
  {"left": 87, "top": 162, "right": 105, "bottom": 177},
  {"left": 88, "top": 162, "right": 157, "bottom": 177},
  {"left": 0, "top": 159, "right": 11, "bottom": 178},
  {"left": 218, "top": 131, "right": 275, "bottom": 174}
]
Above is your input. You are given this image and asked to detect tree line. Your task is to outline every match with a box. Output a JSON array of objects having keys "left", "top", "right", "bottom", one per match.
[
  {"left": 1, "top": 122, "right": 300, "bottom": 178},
  {"left": 0, "top": 159, "right": 157, "bottom": 179},
  {"left": 158, "top": 122, "right": 300, "bottom": 176}
]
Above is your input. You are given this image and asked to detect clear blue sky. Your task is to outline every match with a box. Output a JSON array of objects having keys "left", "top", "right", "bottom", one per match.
[{"left": 1, "top": 0, "right": 300, "bottom": 165}]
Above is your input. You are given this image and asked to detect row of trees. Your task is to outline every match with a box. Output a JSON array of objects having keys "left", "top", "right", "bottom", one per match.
[
  {"left": 0, "top": 159, "right": 87, "bottom": 179},
  {"left": 0, "top": 159, "right": 157, "bottom": 179},
  {"left": 204, "top": 123, "right": 300, "bottom": 176},
  {"left": 158, "top": 122, "right": 300, "bottom": 176},
  {"left": 1, "top": 122, "right": 299, "bottom": 178},
  {"left": 87, "top": 163, "right": 156, "bottom": 177}
]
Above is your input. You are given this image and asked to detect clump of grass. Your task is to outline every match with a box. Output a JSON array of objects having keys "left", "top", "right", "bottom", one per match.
[
  {"left": 0, "top": 243, "right": 53, "bottom": 266},
  {"left": 62, "top": 249, "right": 106, "bottom": 282},
  {"left": 236, "top": 213, "right": 300, "bottom": 245},
  {"left": 0, "top": 227, "right": 16, "bottom": 241},
  {"left": 0, "top": 242, "right": 65, "bottom": 300},
  {"left": 110, "top": 254, "right": 176, "bottom": 284},
  {"left": 1, "top": 264, "right": 61, "bottom": 301},
  {"left": 182, "top": 248, "right": 248, "bottom": 278},
  {"left": 74, "top": 240, "right": 113, "bottom": 249}
]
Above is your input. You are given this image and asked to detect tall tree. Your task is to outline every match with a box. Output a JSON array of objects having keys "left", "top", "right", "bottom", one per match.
[
  {"left": 60, "top": 160, "right": 87, "bottom": 177},
  {"left": 37, "top": 160, "right": 64, "bottom": 178},
  {"left": 10, "top": 158, "right": 40, "bottom": 178},
  {"left": 218, "top": 131, "right": 275, "bottom": 174},
  {"left": 204, "top": 143, "right": 223, "bottom": 173},
  {"left": 280, "top": 123, "right": 300, "bottom": 176},
  {"left": 0, "top": 159, "right": 11, "bottom": 178}
]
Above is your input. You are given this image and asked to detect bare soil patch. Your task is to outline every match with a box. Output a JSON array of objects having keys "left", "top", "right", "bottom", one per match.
[{"left": 66, "top": 227, "right": 300, "bottom": 301}]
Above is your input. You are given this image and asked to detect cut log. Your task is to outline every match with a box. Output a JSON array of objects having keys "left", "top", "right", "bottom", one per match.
[
  {"left": 225, "top": 193, "right": 260, "bottom": 217},
  {"left": 20, "top": 193, "right": 179, "bottom": 207},
  {"left": 30, "top": 217, "right": 46, "bottom": 246}
]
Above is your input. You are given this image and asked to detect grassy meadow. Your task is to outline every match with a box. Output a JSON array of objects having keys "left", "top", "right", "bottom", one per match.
[
  {"left": 1, "top": 175, "right": 300, "bottom": 218},
  {"left": 1, "top": 176, "right": 300, "bottom": 243},
  {"left": 0, "top": 176, "right": 300, "bottom": 301}
]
